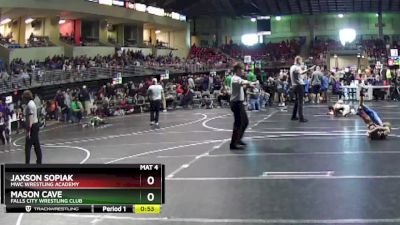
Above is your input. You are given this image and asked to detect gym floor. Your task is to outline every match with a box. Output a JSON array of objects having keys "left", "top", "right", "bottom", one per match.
[{"left": 1, "top": 102, "right": 400, "bottom": 225}]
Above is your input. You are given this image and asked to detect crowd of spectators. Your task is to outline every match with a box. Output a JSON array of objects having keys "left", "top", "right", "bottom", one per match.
[
  {"left": 221, "top": 38, "right": 304, "bottom": 64},
  {"left": 0, "top": 33, "right": 21, "bottom": 48},
  {"left": 0, "top": 48, "right": 231, "bottom": 92},
  {"left": 59, "top": 34, "right": 101, "bottom": 46},
  {"left": 60, "top": 33, "right": 75, "bottom": 45},
  {"left": 361, "top": 38, "right": 387, "bottom": 60},
  {"left": 311, "top": 36, "right": 389, "bottom": 64},
  {"left": 310, "top": 38, "right": 341, "bottom": 64},
  {"left": 2, "top": 58, "right": 400, "bottom": 141},
  {"left": 188, "top": 45, "right": 232, "bottom": 66},
  {"left": 3, "top": 72, "right": 231, "bottom": 128},
  {"left": 3, "top": 34, "right": 400, "bottom": 118},
  {"left": 81, "top": 37, "right": 101, "bottom": 46},
  {"left": 32, "top": 64, "right": 400, "bottom": 125},
  {"left": 5, "top": 48, "right": 230, "bottom": 75},
  {"left": 27, "top": 33, "right": 53, "bottom": 47},
  {"left": 0, "top": 32, "right": 53, "bottom": 48}
]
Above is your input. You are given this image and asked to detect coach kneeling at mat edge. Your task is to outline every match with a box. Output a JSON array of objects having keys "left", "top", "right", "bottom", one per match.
[{"left": 230, "top": 64, "right": 257, "bottom": 150}]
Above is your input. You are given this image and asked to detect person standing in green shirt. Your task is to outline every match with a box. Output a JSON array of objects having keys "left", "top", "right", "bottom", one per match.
[
  {"left": 225, "top": 74, "right": 233, "bottom": 88},
  {"left": 71, "top": 93, "right": 83, "bottom": 123},
  {"left": 247, "top": 71, "right": 256, "bottom": 82}
]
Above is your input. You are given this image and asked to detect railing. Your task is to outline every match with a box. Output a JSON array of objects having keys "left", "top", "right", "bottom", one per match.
[
  {"left": 0, "top": 64, "right": 229, "bottom": 94},
  {"left": 150, "top": 63, "right": 229, "bottom": 74}
]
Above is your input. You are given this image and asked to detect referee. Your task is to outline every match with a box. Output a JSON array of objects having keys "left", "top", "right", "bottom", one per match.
[
  {"left": 23, "top": 90, "right": 42, "bottom": 164},
  {"left": 230, "top": 64, "right": 253, "bottom": 150},
  {"left": 290, "top": 56, "right": 314, "bottom": 123},
  {"left": 147, "top": 78, "right": 164, "bottom": 126}
]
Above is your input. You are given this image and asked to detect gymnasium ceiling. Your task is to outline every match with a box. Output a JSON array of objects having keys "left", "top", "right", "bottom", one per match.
[{"left": 135, "top": 0, "right": 400, "bottom": 17}]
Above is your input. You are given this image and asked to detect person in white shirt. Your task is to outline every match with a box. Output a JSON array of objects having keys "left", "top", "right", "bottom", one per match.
[
  {"left": 209, "top": 74, "right": 214, "bottom": 91},
  {"left": 1, "top": 70, "right": 9, "bottom": 82},
  {"left": 290, "top": 56, "right": 315, "bottom": 123},
  {"left": 188, "top": 75, "right": 195, "bottom": 90},
  {"left": 229, "top": 64, "right": 255, "bottom": 150},
  {"left": 147, "top": 78, "right": 164, "bottom": 126}
]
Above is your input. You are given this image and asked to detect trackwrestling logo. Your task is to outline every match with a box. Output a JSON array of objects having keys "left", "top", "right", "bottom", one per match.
[{"left": 25, "top": 205, "right": 31, "bottom": 212}]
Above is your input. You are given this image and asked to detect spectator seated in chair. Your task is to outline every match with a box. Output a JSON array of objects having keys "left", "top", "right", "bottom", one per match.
[
  {"left": 372, "top": 75, "right": 385, "bottom": 101},
  {"left": 180, "top": 85, "right": 193, "bottom": 108},
  {"left": 165, "top": 85, "right": 177, "bottom": 109},
  {"left": 217, "top": 84, "right": 230, "bottom": 108},
  {"left": 201, "top": 91, "right": 214, "bottom": 109}
]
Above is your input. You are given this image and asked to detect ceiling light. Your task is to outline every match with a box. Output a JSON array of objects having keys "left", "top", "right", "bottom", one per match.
[
  {"left": 241, "top": 33, "right": 258, "bottom": 46},
  {"left": 25, "top": 18, "right": 34, "bottom": 24},
  {"left": 338, "top": 13, "right": 344, "bottom": 18},
  {"left": 155, "top": 30, "right": 161, "bottom": 34},
  {"left": 275, "top": 16, "right": 282, "bottom": 21},
  {"left": 134, "top": 3, "right": 147, "bottom": 12},
  {"left": 339, "top": 28, "right": 356, "bottom": 46},
  {"left": 59, "top": 19, "right": 66, "bottom": 24},
  {"left": 0, "top": 18, "right": 12, "bottom": 25},
  {"left": 250, "top": 18, "right": 256, "bottom": 22},
  {"left": 257, "top": 16, "right": 270, "bottom": 20}
]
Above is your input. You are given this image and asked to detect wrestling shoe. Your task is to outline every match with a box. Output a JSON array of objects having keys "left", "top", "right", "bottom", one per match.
[
  {"left": 238, "top": 141, "right": 247, "bottom": 146},
  {"left": 230, "top": 144, "right": 245, "bottom": 150},
  {"left": 299, "top": 119, "right": 308, "bottom": 123}
]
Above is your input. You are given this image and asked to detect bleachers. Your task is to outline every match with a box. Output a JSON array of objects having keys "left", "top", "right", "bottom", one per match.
[
  {"left": 60, "top": 35, "right": 75, "bottom": 45},
  {"left": 311, "top": 37, "right": 389, "bottom": 64},
  {"left": 188, "top": 46, "right": 230, "bottom": 64},
  {"left": 28, "top": 35, "right": 54, "bottom": 47},
  {"left": 0, "top": 35, "right": 21, "bottom": 48},
  {"left": 221, "top": 38, "right": 304, "bottom": 65}
]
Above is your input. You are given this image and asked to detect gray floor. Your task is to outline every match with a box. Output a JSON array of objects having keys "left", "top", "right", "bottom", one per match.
[{"left": 1, "top": 102, "right": 400, "bottom": 225}]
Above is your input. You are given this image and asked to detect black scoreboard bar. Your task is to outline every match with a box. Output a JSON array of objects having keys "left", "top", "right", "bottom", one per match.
[
  {"left": 1, "top": 164, "right": 164, "bottom": 213},
  {"left": 6, "top": 205, "right": 93, "bottom": 213},
  {"left": 1, "top": 164, "right": 4, "bottom": 204}
]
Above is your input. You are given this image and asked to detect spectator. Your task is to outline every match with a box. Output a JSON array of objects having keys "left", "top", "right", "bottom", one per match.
[
  {"left": 180, "top": 85, "right": 193, "bottom": 108},
  {"left": 248, "top": 83, "right": 260, "bottom": 111},
  {"left": 165, "top": 85, "right": 177, "bottom": 109},
  {"left": 321, "top": 72, "right": 330, "bottom": 103},
  {"left": 217, "top": 84, "right": 230, "bottom": 107},
  {"left": 373, "top": 75, "right": 385, "bottom": 100},
  {"left": 80, "top": 85, "right": 91, "bottom": 116},
  {"left": 311, "top": 66, "right": 323, "bottom": 104},
  {"left": 20, "top": 69, "right": 31, "bottom": 87},
  {"left": 147, "top": 78, "right": 164, "bottom": 126},
  {"left": 188, "top": 75, "right": 195, "bottom": 90},
  {"left": 64, "top": 90, "right": 72, "bottom": 122},
  {"left": 34, "top": 93, "right": 42, "bottom": 114},
  {"left": 70, "top": 92, "right": 83, "bottom": 123}
]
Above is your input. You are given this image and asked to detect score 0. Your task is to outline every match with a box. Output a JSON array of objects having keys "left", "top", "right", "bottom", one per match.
[
  {"left": 140, "top": 164, "right": 160, "bottom": 187},
  {"left": 144, "top": 176, "right": 155, "bottom": 202},
  {"left": 147, "top": 176, "right": 155, "bottom": 185},
  {"left": 140, "top": 164, "right": 161, "bottom": 203}
]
